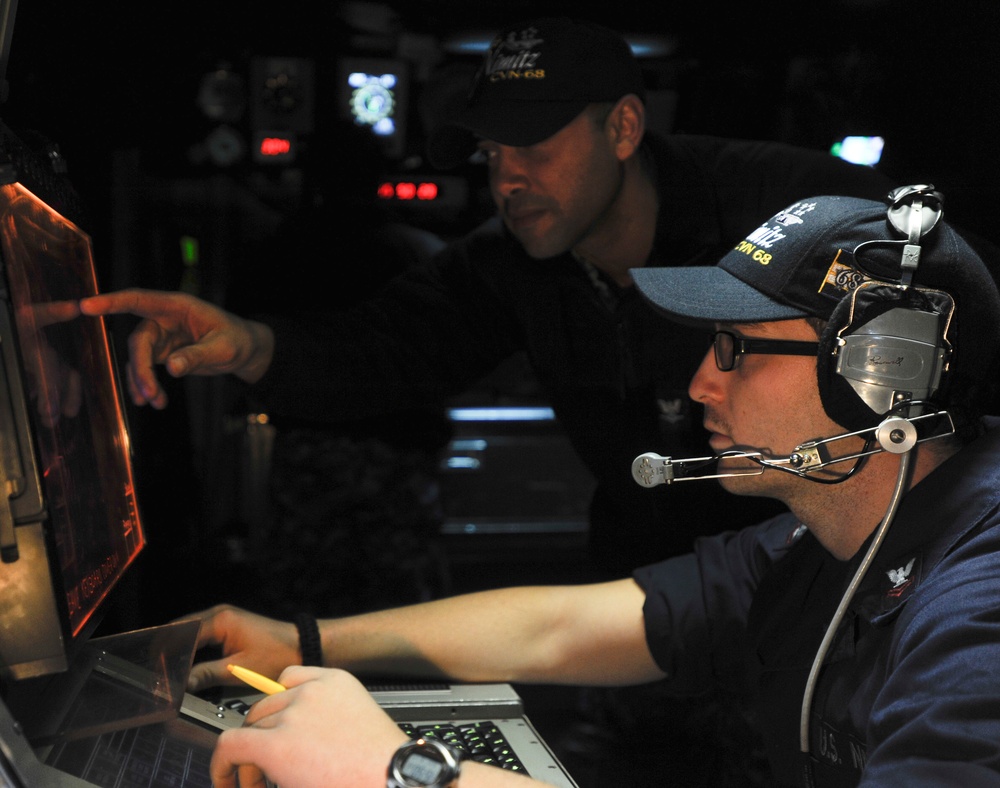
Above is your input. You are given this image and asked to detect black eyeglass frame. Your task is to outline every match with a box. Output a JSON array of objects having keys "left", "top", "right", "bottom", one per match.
[{"left": 711, "top": 330, "right": 820, "bottom": 372}]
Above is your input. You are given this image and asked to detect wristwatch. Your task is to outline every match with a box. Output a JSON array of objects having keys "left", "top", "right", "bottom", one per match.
[{"left": 387, "top": 737, "right": 462, "bottom": 788}]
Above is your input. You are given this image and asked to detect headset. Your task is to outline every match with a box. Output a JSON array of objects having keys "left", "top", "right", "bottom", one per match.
[{"left": 816, "top": 184, "right": 955, "bottom": 433}]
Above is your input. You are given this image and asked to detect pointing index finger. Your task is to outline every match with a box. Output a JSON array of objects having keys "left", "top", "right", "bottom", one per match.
[{"left": 79, "top": 288, "right": 183, "bottom": 321}]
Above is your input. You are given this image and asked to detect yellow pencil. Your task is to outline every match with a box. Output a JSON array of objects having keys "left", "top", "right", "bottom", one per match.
[{"left": 227, "top": 664, "right": 287, "bottom": 695}]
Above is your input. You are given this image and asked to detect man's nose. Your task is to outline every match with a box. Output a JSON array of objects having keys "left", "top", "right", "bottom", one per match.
[
  {"left": 688, "top": 346, "right": 725, "bottom": 405},
  {"left": 491, "top": 148, "right": 529, "bottom": 198}
]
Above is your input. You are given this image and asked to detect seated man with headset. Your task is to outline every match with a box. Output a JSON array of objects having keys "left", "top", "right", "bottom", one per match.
[{"left": 177, "top": 185, "right": 1000, "bottom": 788}]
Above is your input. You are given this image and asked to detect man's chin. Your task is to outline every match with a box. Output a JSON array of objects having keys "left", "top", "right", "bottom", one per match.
[
  {"left": 506, "top": 223, "right": 570, "bottom": 260},
  {"left": 518, "top": 239, "right": 568, "bottom": 260},
  {"left": 718, "top": 475, "right": 773, "bottom": 499}
]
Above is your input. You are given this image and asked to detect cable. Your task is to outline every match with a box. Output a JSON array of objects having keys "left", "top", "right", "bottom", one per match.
[{"left": 798, "top": 448, "right": 914, "bottom": 752}]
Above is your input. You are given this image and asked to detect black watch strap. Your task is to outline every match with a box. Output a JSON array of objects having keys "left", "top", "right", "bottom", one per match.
[{"left": 293, "top": 612, "right": 323, "bottom": 667}]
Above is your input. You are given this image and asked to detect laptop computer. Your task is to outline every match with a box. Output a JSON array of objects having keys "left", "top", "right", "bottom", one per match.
[{"left": 10, "top": 636, "right": 578, "bottom": 788}]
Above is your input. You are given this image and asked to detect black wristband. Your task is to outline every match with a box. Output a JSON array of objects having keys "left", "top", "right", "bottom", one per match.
[{"left": 294, "top": 612, "right": 323, "bottom": 667}]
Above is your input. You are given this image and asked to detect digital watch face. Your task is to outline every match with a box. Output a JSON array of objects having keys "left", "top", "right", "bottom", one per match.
[
  {"left": 400, "top": 751, "right": 444, "bottom": 784},
  {"left": 389, "top": 739, "right": 459, "bottom": 788}
]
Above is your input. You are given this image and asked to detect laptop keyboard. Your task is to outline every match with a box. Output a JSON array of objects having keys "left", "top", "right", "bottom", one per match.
[
  {"left": 45, "top": 721, "right": 215, "bottom": 788},
  {"left": 398, "top": 721, "right": 529, "bottom": 774}
]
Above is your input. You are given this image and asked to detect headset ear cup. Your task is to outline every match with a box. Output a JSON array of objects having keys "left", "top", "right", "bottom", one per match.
[
  {"left": 817, "top": 285, "right": 953, "bottom": 432},
  {"left": 817, "top": 295, "right": 882, "bottom": 432}
]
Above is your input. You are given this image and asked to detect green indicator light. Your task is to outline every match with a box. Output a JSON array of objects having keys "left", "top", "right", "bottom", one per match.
[{"left": 180, "top": 235, "right": 199, "bottom": 266}]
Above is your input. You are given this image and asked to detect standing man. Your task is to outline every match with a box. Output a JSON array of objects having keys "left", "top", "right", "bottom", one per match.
[
  {"left": 185, "top": 188, "right": 1000, "bottom": 787},
  {"left": 81, "top": 17, "right": 897, "bottom": 573}
]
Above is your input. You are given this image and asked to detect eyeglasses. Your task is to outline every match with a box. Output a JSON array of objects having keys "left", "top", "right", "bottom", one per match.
[{"left": 711, "top": 330, "right": 820, "bottom": 372}]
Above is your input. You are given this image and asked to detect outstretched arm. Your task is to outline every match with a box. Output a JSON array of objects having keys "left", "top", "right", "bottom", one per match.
[
  {"left": 183, "top": 579, "right": 662, "bottom": 694},
  {"left": 79, "top": 288, "right": 275, "bottom": 409},
  {"left": 187, "top": 580, "right": 662, "bottom": 787}
]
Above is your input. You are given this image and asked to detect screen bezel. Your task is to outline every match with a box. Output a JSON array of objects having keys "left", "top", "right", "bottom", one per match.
[{"left": 0, "top": 181, "right": 145, "bottom": 685}]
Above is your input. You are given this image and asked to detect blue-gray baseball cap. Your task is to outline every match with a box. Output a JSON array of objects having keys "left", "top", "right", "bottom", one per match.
[{"left": 632, "top": 192, "right": 1000, "bottom": 393}]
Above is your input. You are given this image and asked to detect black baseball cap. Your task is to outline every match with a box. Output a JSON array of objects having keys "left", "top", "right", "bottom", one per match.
[
  {"left": 631, "top": 192, "right": 1000, "bottom": 390},
  {"left": 427, "top": 17, "right": 646, "bottom": 169}
]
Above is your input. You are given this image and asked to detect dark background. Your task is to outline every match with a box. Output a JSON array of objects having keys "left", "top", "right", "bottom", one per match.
[{"left": 5, "top": 0, "right": 1000, "bottom": 250}]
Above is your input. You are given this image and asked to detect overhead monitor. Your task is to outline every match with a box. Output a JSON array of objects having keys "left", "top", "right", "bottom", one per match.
[{"left": 336, "top": 56, "right": 409, "bottom": 160}]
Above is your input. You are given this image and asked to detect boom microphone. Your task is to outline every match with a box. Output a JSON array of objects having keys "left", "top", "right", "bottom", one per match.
[{"left": 632, "top": 410, "right": 954, "bottom": 488}]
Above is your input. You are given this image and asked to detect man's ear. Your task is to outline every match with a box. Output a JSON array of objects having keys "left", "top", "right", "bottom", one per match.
[{"left": 607, "top": 94, "right": 646, "bottom": 160}]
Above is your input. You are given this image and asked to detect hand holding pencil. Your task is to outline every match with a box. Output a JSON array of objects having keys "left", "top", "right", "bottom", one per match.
[{"left": 227, "top": 663, "right": 287, "bottom": 695}]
